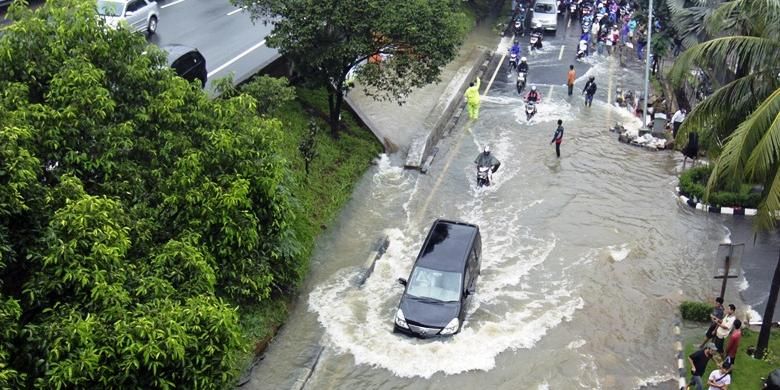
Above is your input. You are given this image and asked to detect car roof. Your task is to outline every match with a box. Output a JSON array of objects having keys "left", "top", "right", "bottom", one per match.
[
  {"left": 416, "top": 219, "right": 478, "bottom": 273},
  {"left": 159, "top": 44, "right": 200, "bottom": 66}
]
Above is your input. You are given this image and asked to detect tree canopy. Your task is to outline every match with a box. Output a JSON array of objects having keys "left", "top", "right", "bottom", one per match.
[
  {"left": 233, "top": 0, "right": 469, "bottom": 135},
  {"left": 0, "top": 0, "right": 303, "bottom": 387}
]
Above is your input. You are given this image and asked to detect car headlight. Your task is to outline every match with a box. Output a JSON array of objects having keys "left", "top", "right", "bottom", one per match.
[
  {"left": 440, "top": 318, "right": 460, "bottom": 335},
  {"left": 395, "top": 309, "right": 408, "bottom": 329}
]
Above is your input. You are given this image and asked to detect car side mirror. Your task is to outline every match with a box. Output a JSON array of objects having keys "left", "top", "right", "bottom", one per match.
[
  {"left": 465, "top": 287, "right": 475, "bottom": 296},
  {"left": 397, "top": 278, "right": 407, "bottom": 286}
]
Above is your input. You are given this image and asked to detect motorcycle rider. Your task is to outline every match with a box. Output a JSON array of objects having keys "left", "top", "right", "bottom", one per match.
[
  {"left": 517, "top": 56, "right": 529, "bottom": 74},
  {"left": 582, "top": 76, "right": 597, "bottom": 107},
  {"left": 510, "top": 40, "right": 522, "bottom": 57},
  {"left": 526, "top": 85, "right": 542, "bottom": 103},
  {"left": 474, "top": 145, "right": 501, "bottom": 173}
]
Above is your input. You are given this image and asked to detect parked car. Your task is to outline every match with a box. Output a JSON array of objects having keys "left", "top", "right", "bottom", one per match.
[
  {"left": 96, "top": 0, "right": 159, "bottom": 35},
  {"left": 394, "top": 219, "right": 481, "bottom": 338},
  {"left": 161, "top": 44, "right": 207, "bottom": 87},
  {"left": 531, "top": 0, "right": 558, "bottom": 33}
]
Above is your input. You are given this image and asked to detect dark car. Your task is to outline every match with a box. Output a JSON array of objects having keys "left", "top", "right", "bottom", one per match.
[
  {"left": 394, "top": 219, "right": 481, "bottom": 338},
  {"left": 160, "top": 44, "right": 207, "bottom": 87}
]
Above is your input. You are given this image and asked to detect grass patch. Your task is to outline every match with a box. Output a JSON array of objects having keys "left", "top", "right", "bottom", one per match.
[
  {"left": 234, "top": 86, "right": 382, "bottom": 372},
  {"left": 684, "top": 327, "right": 780, "bottom": 389}
]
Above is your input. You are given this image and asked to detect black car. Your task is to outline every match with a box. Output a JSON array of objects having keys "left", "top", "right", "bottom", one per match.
[
  {"left": 160, "top": 44, "right": 207, "bottom": 88},
  {"left": 394, "top": 219, "right": 481, "bottom": 338}
]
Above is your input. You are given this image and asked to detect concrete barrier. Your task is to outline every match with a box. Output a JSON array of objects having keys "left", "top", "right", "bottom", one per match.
[{"left": 404, "top": 47, "right": 490, "bottom": 170}]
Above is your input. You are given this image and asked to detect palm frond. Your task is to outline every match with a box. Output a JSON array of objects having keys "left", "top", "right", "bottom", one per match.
[
  {"left": 743, "top": 89, "right": 780, "bottom": 180},
  {"left": 755, "top": 166, "right": 780, "bottom": 230},
  {"left": 669, "top": 36, "right": 780, "bottom": 88},
  {"left": 708, "top": 0, "right": 780, "bottom": 38},
  {"left": 677, "top": 70, "right": 780, "bottom": 145}
]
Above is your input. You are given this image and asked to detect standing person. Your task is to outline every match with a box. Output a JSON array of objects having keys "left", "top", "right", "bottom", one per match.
[
  {"left": 724, "top": 320, "right": 742, "bottom": 366},
  {"left": 673, "top": 35, "right": 684, "bottom": 57},
  {"left": 567, "top": 65, "right": 576, "bottom": 96},
  {"left": 671, "top": 108, "right": 687, "bottom": 138},
  {"left": 707, "top": 361, "right": 732, "bottom": 389},
  {"left": 550, "top": 120, "right": 564, "bottom": 158},
  {"left": 464, "top": 78, "right": 481, "bottom": 120},
  {"left": 583, "top": 76, "right": 597, "bottom": 107},
  {"left": 636, "top": 27, "right": 647, "bottom": 60},
  {"left": 688, "top": 343, "right": 717, "bottom": 390},
  {"left": 701, "top": 297, "right": 725, "bottom": 347},
  {"left": 714, "top": 304, "right": 736, "bottom": 355},
  {"left": 628, "top": 18, "right": 637, "bottom": 40}
]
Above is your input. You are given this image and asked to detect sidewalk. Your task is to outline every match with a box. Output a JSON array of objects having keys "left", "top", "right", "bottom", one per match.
[{"left": 345, "top": 23, "right": 499, "bottom": 154}]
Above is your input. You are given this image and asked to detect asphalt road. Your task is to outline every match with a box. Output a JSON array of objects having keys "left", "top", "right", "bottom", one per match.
[
  {"left": 151, "top": 0, "right": 278, "bottom": 90},
  {"left": 1, "top": 0, "right": 280, "bottom": 89}
]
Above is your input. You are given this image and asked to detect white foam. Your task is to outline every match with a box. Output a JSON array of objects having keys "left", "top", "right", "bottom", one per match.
[
  {"left": 745, "top": 306, "right": 762, "bottom": 323},
  {"left": 566, "top": 339, "right": 586, "bottom": 349},
  {"left": 512, "top": 97, "right": 577, "bottom": 125},
  {"left": 634, "top": 372, "right": 676, "bottom": 389},
  {"left": 738, "top": 275, "right": 749, "bottom": 292},
  {"left": 721, "top": 225, "right": 732, "bottom": 244},
  {"left": 607, "top": 243, "right": 631, "bottom": 262},
  {"left": 308, "top": 202, "right": 582, "bottom": 378}
]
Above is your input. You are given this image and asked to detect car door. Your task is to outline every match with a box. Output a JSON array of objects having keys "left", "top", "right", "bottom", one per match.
[{"left": 125, "top": 0, "right": 146, "bottom": 31}]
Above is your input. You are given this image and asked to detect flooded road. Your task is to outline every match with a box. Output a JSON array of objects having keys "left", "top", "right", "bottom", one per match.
[{"left": 246, "top": 18, "right": 756, "bottom": 390}]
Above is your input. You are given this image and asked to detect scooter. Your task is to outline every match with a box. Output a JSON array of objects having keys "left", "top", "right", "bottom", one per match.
[
  {"left": 525, "top": 100, "right": 537, "bottom": 121},
  {"left": 513, "top": 19, "right": 524, "bottom": 37},
  {"left": 569, "top": 1, "right": 577, "bottom": 17},
  {"left": 476, "top": 165, "right": 492, "bottom": 187},
  {"left": 529, "top": 29, "right": 543, "bottom": 51},
  {"left": 576, "top": 39, "right": 588, "bottom": 59},
  {"left": 508, "top": 53, "right": 518, "bottom": 72},
  {"left": 516, "top": 71, "right": 527, "bottom": 94}
]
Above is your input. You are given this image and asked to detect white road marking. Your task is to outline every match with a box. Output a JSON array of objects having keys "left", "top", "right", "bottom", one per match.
[
  {"left": 567, "top": 15, "right": 572, "bottom": 28},
  {"left": 227, "top": 7, "right": 245, "bottom": 16},
  {"left": 558, "top": 45, "right": 565, "bottom": 61},
  {"left": 207, "top": 40, "right": 267, "bottom": 78},
  {"left": 548, "top": 85, "right": 554, "bottom": 99},
  {"left": 160, "top": 0, "right": 185, "bottom": 9},
  {"left": 484, "top": 52, "right": 505, "bottom": 95}
]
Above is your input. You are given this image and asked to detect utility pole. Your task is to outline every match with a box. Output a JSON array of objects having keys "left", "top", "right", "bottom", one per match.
[
  {"left": 640, "top": 0, "right": 653, "bottom": 135},
  {"left": 713, "top": 243, "right": 743, "bottom": 300}
]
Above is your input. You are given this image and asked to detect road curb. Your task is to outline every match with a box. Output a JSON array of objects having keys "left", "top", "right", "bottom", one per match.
[
  {"left": 344, "top": 94, "right": 393, "bottom": 153},
  {"left": 675, "top": 187, "right": 758, "bottom": 216},
  {"left": 404, "top": 47, "right": 491, "bottom": 170},
  {"left": 674, "top": 321, "right": 686, "bottom": 390}
]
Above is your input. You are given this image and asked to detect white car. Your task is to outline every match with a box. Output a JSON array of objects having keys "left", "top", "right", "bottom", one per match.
[
  {"left": 97, "top": 0, "right": 159, "bottom": 35},
  {"left": 531, "top": 0, "right": 558, "bottom": 33}
]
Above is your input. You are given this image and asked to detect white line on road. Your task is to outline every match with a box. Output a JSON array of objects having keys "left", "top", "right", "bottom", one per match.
[
  {"left": 207, "top": 40, "right": 267, "bottom": 78},
  {"left": 161, "top": 0, "right": 185, "bottom": 9},
  {"left": 227, "top": 7, "right": 245, "bottom": 16},
  {"left": 484, "top": 52, "right": 505, "bottom": 95},
  {"left": 548, "top": 85, "right": 554, "bottom": 100},
  {"left": 558, "top": 45, "right": 565, "bottom": 61},
  {"left": 567, "top": 15, "right": 572, "bottom": 28}
]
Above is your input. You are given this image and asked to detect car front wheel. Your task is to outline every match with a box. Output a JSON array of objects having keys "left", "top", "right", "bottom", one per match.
[{"left": 147, "top": 16, "right": 158, "bottom": 35}]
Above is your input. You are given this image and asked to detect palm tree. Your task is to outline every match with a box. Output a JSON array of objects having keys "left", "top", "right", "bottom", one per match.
[{"left": 670, "top": 0, "right": 780, "bottom": 358}]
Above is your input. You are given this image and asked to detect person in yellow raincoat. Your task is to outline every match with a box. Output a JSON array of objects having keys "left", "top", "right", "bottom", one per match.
[{"left": 464, "top": 78, "right": 481, "bottom": 120}]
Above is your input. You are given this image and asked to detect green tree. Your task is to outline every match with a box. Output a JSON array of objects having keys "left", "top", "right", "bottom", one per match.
[
  {"left": 233, "top": 0, "right": 468, "bottom": 136},
  {"left": 0, "top": 0, "right": 304, "bottom": 386},
  {"left": 670, "top": 0, "right": 780, "bottom": 358}
]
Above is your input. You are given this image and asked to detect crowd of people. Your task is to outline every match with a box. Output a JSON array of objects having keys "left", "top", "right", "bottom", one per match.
[{"left": 687, "top": 297, "right": 743, "bottom": 390}]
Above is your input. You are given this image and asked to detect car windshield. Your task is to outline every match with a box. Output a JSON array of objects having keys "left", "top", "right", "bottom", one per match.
[
  {"left": 405, "top": 266, "right": 462, "bottom": 302},
  {"left": 96, "top": 0, "right": 125, "bottom": 16},
  {"left": 534, "top": 3, "right": 555, "bottom": 13}
]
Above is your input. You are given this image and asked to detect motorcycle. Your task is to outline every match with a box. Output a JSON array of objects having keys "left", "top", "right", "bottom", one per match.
[
  {"left": 576, "top": 39, "right": 588, "bottom": 59},
  {"left": 508, "top": 53, "right": 518, "bottom": 71},
  {"left": 516, "top": 71, "right": 527, "bottom": 94},
  {"left": 513, "top": 19, "right": 524, "bottom": 37},
  {"left": 569, "top": 2, "right": 577, "bottom": 17},
  {"left": 529, "top": 29, "right": 543, "bottom": 51},
  {"left": 525, "top": 100, "right": 537, "bottom": 121},
  {"left": 476, "top": 165, "right": 492, "bottom": 187}
]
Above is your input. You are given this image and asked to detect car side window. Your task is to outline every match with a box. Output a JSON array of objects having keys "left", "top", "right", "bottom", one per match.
[{"left": 127, "top": 0, "right": 143, "bottom": 12}]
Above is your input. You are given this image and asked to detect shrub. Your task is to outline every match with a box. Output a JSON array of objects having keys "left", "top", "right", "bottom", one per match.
[
  {"left": 678, "top": 166, "right": 761, "bottom": 208},
  {"left": 681, "top": 301, "right": 712, "bottom": 322}
]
